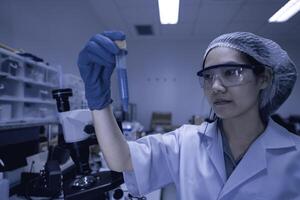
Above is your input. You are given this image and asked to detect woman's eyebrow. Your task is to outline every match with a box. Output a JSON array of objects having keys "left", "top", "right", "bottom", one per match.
[
  {"left": 204, "top": 62, "right": 248, "bottom": 68},
  {"left": 220, "top": 61, "right": 246, "bottom": 65}
]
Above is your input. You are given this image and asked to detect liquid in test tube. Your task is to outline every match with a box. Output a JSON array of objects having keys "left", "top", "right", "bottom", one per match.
[{"left": 115, "top": 40, "right": 129, "bottom": 112}]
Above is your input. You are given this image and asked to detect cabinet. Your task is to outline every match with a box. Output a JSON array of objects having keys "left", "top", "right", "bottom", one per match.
[{"left": 0, "top": 48, "right": 61, "bottom": 129}]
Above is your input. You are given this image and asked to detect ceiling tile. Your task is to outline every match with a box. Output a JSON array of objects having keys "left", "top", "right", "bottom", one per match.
[
  {"left": 224, "top": 21, "right": 265, "bottom": 33},
  {"left": 119, "top": 6, "right": 158, "bottom": 24},
  {"left": 258, "top": 22, "right": 300, "bottom": 41},
  {"left": 88, "top": 0, "right": 125, "bottom": 27},
  {"left": 179, "top": 4, "right": 200, "bottom": 24},
  {"left": 195, "top": 3, "right": 242, "bottom": 23},
  {"left": 114, "top": 0, "right": 156, "bottom": 8},
  {"left": 87, "top": 0, "right": 300, "bottom": 41},
  {"left": 160, "top": 24, "right": 195, "bottom": 36},
  {"left": 202, "top": 0, "right": 246, "bottom": 5},
  {"left": 232, "top": 1, "right": 286, "bottom": 23},
  {"left": 193, "top": 22, "right": 229, "bottom": 40},
  {"left": 193, "top": 3, "right": 242, "bottom": 37},
  {"left": 244, "top": 0, "right": 286, "bottom": 4},
  {"left": 181, "top": 0, "right": 202, "bottom": 6}
]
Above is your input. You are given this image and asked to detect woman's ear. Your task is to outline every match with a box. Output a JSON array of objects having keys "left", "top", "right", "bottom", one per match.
[{"left": 259, "top": 69, "right": 272, "bottom": 90}]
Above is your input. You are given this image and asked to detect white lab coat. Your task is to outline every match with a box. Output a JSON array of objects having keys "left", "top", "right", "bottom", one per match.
[{"left": 123, "top": 119, "right": 300, "bottom": 200}]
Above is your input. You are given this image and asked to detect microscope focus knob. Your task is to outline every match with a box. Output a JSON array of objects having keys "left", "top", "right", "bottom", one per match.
[
  {"left": 113, "top": 188, "right": 124, "bottom": 199},
  {"left": 84, "top": 124, "right": 95, "bottom": 134}
]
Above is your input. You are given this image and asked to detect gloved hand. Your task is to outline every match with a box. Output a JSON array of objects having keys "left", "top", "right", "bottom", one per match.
[{"left": 78, "top": 31, "right": 126, "bottom": 110}]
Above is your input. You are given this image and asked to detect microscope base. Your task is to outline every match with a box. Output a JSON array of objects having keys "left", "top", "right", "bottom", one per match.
[{"left": 63, "top": 171, "right": 124, "bottom": 200}]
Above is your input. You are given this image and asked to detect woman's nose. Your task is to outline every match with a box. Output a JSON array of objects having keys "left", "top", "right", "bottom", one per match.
[{"left": 211, "top": 77, "right": 226, "bottom": 93}]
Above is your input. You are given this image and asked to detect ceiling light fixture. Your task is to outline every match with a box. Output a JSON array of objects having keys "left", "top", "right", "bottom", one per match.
[
  {"left": 158, "top": 0, "right": 180, "bottom": 24},
  {"left": 269, "top": 0, "right": 300, "bottom": 22}
]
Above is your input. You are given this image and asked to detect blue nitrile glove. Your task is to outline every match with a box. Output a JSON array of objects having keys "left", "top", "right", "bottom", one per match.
[{"left": 77, "top": 31, "right": 126, "bottom": 110}]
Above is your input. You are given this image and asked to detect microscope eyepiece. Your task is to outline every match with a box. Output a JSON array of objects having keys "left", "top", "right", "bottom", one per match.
[{"left": 52, "top": 88, "right": 73, "bottom": 112}]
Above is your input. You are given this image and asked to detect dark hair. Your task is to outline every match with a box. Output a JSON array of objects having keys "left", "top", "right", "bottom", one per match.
[
  {"left": 243, "top": 53, "right": 269, "bottom": 124},
  {"left": 244, "top": 53, "right": 265, "bottom": 75}
]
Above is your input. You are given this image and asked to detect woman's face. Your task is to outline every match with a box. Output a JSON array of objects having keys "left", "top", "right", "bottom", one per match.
[{"left": 203, "top": 47, "right": 265, "bottom": 120}]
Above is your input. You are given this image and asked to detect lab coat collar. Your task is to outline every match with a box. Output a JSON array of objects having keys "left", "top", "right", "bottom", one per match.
[
  {"left": 218, "top": 130, "right": 267, "bottom": 198},
  {"left": 197, "top": 119, "right": 296, "bottom": 199},
  {"left": 198, "top": 121, "right": 227, "bottom": 183},
  {"left": 260, "top": 119, "right": 296, "bottom": 149},
  {"left": 197, "top": 120, "right": 219, "bottom": 141},
  {"left": 198, "top": 118, "right": 296, "bottom": 148},
  {"left": 218, "top": 118, "right": 296, "bottom": 199}
]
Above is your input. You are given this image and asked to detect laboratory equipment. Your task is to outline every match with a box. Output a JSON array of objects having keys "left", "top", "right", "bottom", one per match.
[
  {"left": 52, "top": 88, "right": 124, "bottom": 200},
  {"left": 0, "top": 46, "right": 60, "bottom": 128},
  {"left": 115, "top": 40, "right": 129, "bottom": 112},
  {"left": 0, "top": 160, "right": 9, "bottom": 200}
]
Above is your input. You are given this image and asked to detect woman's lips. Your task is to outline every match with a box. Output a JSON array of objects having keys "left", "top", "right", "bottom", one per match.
[{"left": 213, "top": 99, "right": 232, "bottom": 105}]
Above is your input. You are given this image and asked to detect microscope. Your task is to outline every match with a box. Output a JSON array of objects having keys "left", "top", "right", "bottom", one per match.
[{"left": 52, "top": 88, "right": 124, "bottom": 200}]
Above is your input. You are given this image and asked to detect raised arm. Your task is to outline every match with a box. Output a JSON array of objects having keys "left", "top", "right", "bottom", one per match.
[
  {"left": 77, "top": 31, "right": 133, "bottom": 172},
  {"left": 92, "top": 107, "right": 132, "bottom": 171}
]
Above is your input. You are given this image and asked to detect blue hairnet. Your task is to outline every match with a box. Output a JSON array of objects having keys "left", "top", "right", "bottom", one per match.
[{"left": 203, "top": 32, "right": 297, "bottom": 117}]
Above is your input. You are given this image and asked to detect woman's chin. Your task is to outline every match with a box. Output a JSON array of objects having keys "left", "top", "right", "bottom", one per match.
[{"left": 214, "top": 110, "right": 236, "bottom": 119}]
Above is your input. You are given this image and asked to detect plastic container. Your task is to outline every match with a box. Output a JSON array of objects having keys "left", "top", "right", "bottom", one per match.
[
  {"left": 0, "top": 104, "right": 12, "bottom": 121},
  {"left": 0, "top": 173, "right": 9, "bottom": 200},
  {"left": 0, "top": 159, "right": 9, "bottom": 200}
]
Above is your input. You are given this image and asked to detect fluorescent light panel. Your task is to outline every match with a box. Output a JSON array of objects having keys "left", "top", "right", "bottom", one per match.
[
  {"left": 158, "top": 0, "right": 180, "bottom": 24},
  {"left": 269, "top": 0, "right": 300, "bottom": 22}
]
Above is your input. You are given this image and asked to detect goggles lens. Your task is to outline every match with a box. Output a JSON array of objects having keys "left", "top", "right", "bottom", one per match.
[{"left": 197, "top": 64, "right": 258, "bottom": 88}]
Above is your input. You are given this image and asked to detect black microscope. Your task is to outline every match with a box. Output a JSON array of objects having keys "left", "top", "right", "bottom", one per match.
[{"left": 52, "top": 88, "right": 124, "bottom": 200}]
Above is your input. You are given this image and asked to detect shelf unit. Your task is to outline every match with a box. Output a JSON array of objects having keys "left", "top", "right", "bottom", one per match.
[{"left": 0, "top": 47, "right": 61, "bottom": 129}]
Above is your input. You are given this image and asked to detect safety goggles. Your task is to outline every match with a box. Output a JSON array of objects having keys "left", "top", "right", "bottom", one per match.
[{"left": 197, "top": 64, "right": 261, "bottom": 88}]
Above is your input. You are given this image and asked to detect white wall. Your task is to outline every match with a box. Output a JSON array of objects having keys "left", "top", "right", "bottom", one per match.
[
  {"left": 275, "top": 42, "right": 300, "bottom": 118},
  {"left": 0, "top": 0, "right": 13, "bottom": 44},
  {"left": 126, "top": 39, "right": 210, "bottom": 129},
  {"left": 1, "top": 0, "right": 299, "bottom": 130}
]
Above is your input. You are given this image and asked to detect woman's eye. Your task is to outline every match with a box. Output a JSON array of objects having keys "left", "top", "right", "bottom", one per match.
[
  {"left": 203, "top": 73, "right": 213, "bottom": 80},
  {"left": 224, "top": 69, "right": 238, "bottom": 77}
]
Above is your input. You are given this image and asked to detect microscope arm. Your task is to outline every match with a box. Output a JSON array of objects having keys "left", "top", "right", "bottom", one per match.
[{"left": 58, "top": 109, "right": 92, "bottom": 143}]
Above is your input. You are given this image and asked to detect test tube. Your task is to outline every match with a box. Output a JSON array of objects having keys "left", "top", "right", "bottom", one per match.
[{"left": 115, "top": 40, "right": 129, "bottom": 112}]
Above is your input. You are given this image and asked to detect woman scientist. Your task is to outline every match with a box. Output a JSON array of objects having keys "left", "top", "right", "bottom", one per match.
[{"left": 77, "top": 31, "right": 300, "bottom": 200}]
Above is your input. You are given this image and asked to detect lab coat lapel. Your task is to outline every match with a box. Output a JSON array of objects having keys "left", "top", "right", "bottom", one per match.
[
  {"left": 218, "top": 119, "right": 295, "bottom": 199},
  {"left": 200, "top": 122, "right": 227, "bottom": 184},
  {"left": 219, "top": 136, "right": 266, "bottom": 199}
]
